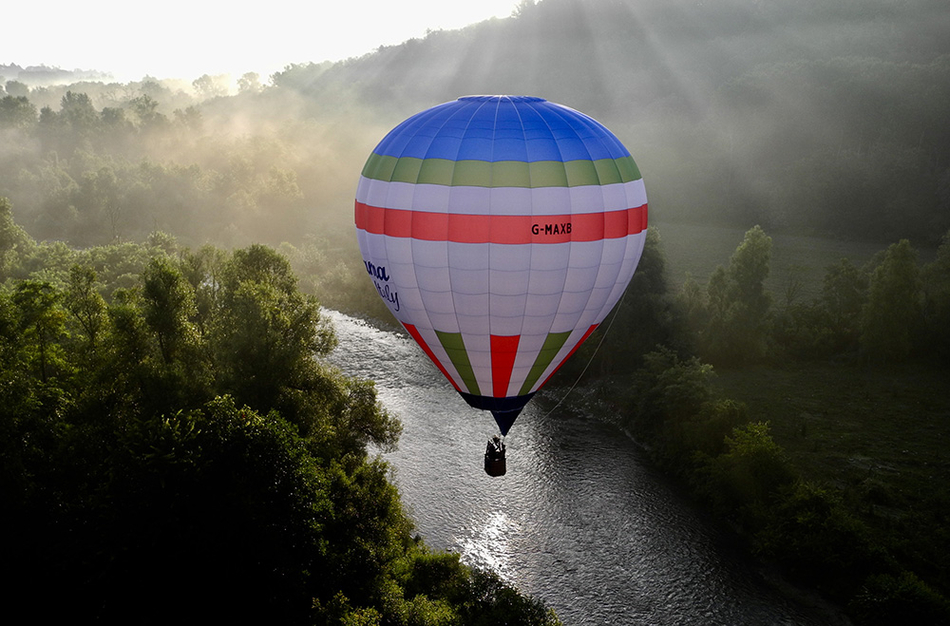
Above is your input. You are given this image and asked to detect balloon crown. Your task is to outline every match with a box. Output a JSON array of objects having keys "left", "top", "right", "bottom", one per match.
[{"left": 457, "top": 95, "right": 546, "bottom": 103}]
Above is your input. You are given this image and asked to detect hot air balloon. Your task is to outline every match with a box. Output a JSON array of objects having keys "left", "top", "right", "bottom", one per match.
[{"left": 355, "top": 96, "right": 647, "bottom": 475}]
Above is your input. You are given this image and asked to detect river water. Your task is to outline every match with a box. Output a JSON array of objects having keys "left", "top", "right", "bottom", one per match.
[{"left": 325, "top": 309, "right": 844, "bottom": 625}]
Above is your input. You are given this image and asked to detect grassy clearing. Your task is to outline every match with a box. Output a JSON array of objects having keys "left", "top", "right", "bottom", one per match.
[
  {"left": 649, "top": 220, "right": 947, "bottom": 522},
  {"left": 653, "top": 220, "right": 937, "bottom": 300},
  {"left": 712, "top": 363, "right": 949, "bottom": 492},
  {"left": 713, "top": 361, "right": 950, "bottom": 590}
]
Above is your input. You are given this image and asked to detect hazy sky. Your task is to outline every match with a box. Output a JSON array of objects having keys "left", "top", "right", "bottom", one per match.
[{"left": 4, "top": 1, "right": 522, "bottom": 83}]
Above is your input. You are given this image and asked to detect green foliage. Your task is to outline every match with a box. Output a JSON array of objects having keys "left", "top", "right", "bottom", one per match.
[
  {"left": 64, "top": 264, "right": 106, "bottom": 341},
  {"left": 0, "top": 196, "right": 31, "bottom": 277},
  {"left": 456, "top": 568, "right": 561, "bottom": 626},
  {"left": 819, "top": 258, "right": 870, "bottom": 351},
  {"left": 0, "top": 94, "right": 36, "bottom": 128},
  {"left": 3, "top": 2, "right": 948, "bottom": 618},
  {"left": 212, "top": 245, "right": 338, "bottom": 419},
  {"left": 0, "top": 230, "right": 555, "bottom": 625},
  {"left": 684, "top": 226, "right": 774, "bottom": 366},
  {"left": 850, "top": 571, "right": 950, "bottom": 626},
  {"left": 701, "top": 421, "right": 796, "bottom": 520},
  {"left": 142, "top": 256, "right": 198, "bottom": 363},
  {"left": 771, "top": 299, "right": 838, "bottom": 360},
  {"left": 11, "top": 279, "right": 69, "bottom": 383},
  {"left": 620, "top": 347, "right": 752, "bottom": 479},
  {"left": 772, "top": 257, "right": 870, "bottom": 359},
  {"left": 921, "top": 230, "right": 950, "bottom": 360},
  {"left": 753, "top": 481, "right": 883, "bottom": 596},
  {"left": 685, "top": 398, "right": 749, "bottom": 458},
  {"left": 860, "top": 239, "right": 923, "bottom": 362},
  {"left": 0, "top": 88, "right": 319, "bottom": 247},
  {"left": 625, "top": 346, "right": 716, "bottom": 436}
]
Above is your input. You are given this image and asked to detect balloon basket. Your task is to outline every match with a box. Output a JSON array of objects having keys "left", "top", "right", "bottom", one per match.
[{"left": 484, "top": 456, "right": 507, "bottom": 477}]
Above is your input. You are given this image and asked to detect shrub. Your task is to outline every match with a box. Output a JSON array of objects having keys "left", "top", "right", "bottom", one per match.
[{"left": 850, "top": 571, "right": 950, "bottom": 626}]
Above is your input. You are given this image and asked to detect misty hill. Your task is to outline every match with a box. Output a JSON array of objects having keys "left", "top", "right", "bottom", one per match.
[
  {"left": 273, "top": 0, "right": 950, "bottom": 244},
  {"left": 2, "top": 0, "right": 949, "bottom": 249},
  {"left": 0, "top": 63, "right": 111, "bottom": 85}
]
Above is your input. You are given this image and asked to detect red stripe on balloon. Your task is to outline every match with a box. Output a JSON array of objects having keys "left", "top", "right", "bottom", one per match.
[
  {"left": 355, "top": 201, "right": 647, "bottom": 244},
  {"left": 403, "top": 323, "right": 462, "bottom": 392},
  {"left": 490, "top": 334, "right": 521, "bottom": 397}
]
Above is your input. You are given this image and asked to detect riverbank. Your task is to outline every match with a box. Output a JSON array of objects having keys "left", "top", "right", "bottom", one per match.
[
  {"left": 548, "top": 356, "right": 950, "bottom": 625},
  {"left": 714, "top": 362, "right": 950, "bottom": 612},
  {"left": 536, "top": 382, "right": 855, "bottom": 625},
  {"left": 326, "top": 309, "right": 847, "bottom": 625}
]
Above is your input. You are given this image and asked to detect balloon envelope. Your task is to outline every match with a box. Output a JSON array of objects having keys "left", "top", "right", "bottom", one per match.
[{"left": 355, "top": 96, "right": 647, "bottom": 434}]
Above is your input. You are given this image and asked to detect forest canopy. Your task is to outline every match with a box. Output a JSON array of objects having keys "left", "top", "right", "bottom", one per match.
[{"left": 0, "top": 213, "right": 560, "bottom": 624}]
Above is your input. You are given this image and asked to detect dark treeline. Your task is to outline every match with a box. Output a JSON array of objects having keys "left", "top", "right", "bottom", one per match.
[
  {"left": 552, "top": 225, "right": 950, "bottom": 624},
  {"left": 0, "top": 200, "right": 560, "bottom": 624}
]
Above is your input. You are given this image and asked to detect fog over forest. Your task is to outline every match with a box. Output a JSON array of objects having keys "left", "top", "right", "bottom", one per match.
[{"left": 2, "top": 0, "right": 948, "bottom": 252}]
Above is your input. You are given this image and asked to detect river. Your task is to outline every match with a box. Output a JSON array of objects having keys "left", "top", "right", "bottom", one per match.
[{"left": 325, "top": 309, "right": 846, "bottom": 625}]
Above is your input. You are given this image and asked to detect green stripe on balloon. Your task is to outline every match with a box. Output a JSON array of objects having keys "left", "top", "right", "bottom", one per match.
[
  {"left": 361, "top": 154, "right": 641, "bottom": 187},
  {"left": 518, "top": 331, "right": 572, "bottom": 396},
  {"left": 435, "top": 330, "right": 480, "bottom": 396}
]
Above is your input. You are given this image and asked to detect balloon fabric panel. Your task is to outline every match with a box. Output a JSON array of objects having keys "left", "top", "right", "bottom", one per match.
[{"left": 355, "top": 96, "right": 647, "bottom": 433}]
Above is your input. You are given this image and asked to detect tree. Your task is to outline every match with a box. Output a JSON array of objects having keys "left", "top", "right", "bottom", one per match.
[
  {"left": 624, "top": 346, "right": 716, "bottom": 439},
  {"left": 725, "top": 225, "right": 773, "bottom": 358},
  {"left": 35, "top": 105, "right": 62, "bottom": 152},
  {"left": 677, "top": 272, "right": 707, "bottom": 333},
  {"left": 129, "top": 94, "right": 167, "bottom": 129},
  {"left": 921, "top": 229, "right": 950, "bottom": 361},
  {"left": 0, "top": 221, "right": 559, "bottom": 626},
  {"left": 0, "top": 95, "right": 37, "bottom": 128},
  {"left": 820, "top": 257, "right": 868, "bottom": 352},
  {"left": 698, "top": 226, "right": 774, "bottom": 365},
  {"left": 237, "top": 72, "right": 262, "bottom": 93},
  {"left": 11, "top": 280, "right": 67, "bottom": 384},
  {"left": 860, "top": 239, "right": 922, "bottom": 362},
  {"left": 63, "top": 264, "right": 107, "bottom": 359},
  {"left": 755, "top": 481, "right": 880, "bottom": 599},
  {"left": 0, "top": 197, "right": 31, "bottom": 278},
  {"left": 192, "top": 74, "right": 228, "bottom": 99},
  {"left": 4, "top": 79, "right": 29, "bottom": 98},
  {"left": 180, "top": 244, "right": 227, "bottom": 338},
  {"left": 59, "top": 91, "right": 99, "bottom": 145},
  {"left": 212, "top": 245, "right": 335, "bottom": 416},
  {"left": 141, "top": 256, "right": 197, "bottom": 365},
  {"left": 173, "top": 105, "right": 203, "bottom": 132},
  {"left": 703, "top": 421, "right": 796, "bottom": 519},
  {"left": 76, "top": 166, "right": 123, "bottom": 243}
]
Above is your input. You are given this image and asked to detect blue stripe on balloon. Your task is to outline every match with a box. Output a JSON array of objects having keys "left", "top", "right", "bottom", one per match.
[{"left": 373, "top": 97, "right": 630, "bottom": 163}]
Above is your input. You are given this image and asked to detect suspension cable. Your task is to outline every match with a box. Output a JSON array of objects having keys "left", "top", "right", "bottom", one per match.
[{"left": 540, "top": 289, "right": 628, "bottom": 418}]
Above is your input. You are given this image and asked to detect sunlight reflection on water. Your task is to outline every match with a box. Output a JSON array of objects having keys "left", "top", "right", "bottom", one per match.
[
  {"left": 457, "top": 510, "right": 518, "bottom": 579},
  {"left": 324, "top": 309, "right": 839, "bottom": 626}
]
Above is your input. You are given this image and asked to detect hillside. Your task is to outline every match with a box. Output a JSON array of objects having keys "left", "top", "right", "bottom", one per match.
[
  {"left": 274, "top": 0, "right": 950, "bottom": 244},
  {"left": 3, "top": 0, "right": 949, "bottom": 249}
]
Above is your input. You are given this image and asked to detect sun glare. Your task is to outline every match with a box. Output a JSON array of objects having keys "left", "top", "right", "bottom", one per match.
[{"left": 4, "top": 1, "right": 521, "bottom": 83}]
